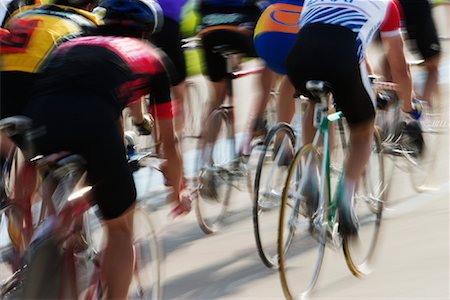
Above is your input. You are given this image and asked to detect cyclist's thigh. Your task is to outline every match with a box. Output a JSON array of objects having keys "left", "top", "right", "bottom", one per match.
[
  {"left": 201, "top": 29, "right": 257, "bottom": 82},
  {"left": 399, "top": 0, "right": 441, "bottom": 60},
  {"left": 286, "top": 23, "right": 375, "bottom": 126},
  {"left": 0, "top": 71, "right": 36, "bottom": 119},
  {"left": 25, "top": 94, "right": 137, "bottom": 220}
]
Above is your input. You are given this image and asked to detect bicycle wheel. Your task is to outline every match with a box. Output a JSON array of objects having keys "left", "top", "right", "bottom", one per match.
[
  {"left": 253, "top": 122, "right": 295, "bottom": 269},
  {"left": 343, "top": 129, "right": 385, "bottom": 277},
  {"left": 195, "top": 109, "right": 234, "bottom": 234},
  {"left": 131, "top": 205, "right": 163, "bottom": 300},
  {"left": 278, "top": 144, "right": 326, "bottom": 300}
]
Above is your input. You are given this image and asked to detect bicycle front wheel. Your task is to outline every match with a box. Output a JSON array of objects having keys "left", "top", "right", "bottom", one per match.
[
  {"left": 253, "top": 122, "right": 295, "bottom": 269},
  {"left": 343, "top": 130, "right": 385, "bottom": 277},
  {"left": 131, "top": 205, "right": 163, "bottom": 300},
  {"left": 278, "top": 144, "right": 326, "bottom": 300},
  {"left": 195, "top": 109, "right": 234, "bottom": 234}
]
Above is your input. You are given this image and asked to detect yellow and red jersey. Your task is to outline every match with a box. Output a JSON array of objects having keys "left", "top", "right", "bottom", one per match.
[{"left": 1, "top": 4, "right": 99, "bottom": 73}]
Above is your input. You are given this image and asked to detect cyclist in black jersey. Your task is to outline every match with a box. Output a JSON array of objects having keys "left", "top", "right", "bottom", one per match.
[
  {"left": 24, "top": 0, "right": 188, "bottom": 297},
  {"left": 197, "top": 0, "right": 277, "bottom": 153},
  {"left": 398, "top": 0, "right": 441, "bottom": 106}
]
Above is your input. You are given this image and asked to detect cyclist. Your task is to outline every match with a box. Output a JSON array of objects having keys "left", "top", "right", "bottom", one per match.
[
  {"left": 151, "top": 0, "right": 188, "bottom": 136},
  {"left": 23, "top": 0, "right": 188, "bottom": 297},
  {"left": 253, "top": 0, "right": 302, "bottom": 128},
  {"left": 0, "top": 0, "right": 100, "bottom": 120},
  {"left": 286, "top": 0, "right": 420, "bottom": 236},
  {"left": 197, "top": 0, "right": 277, "bottom": 154},
  {"left": 397, "top": 0, "right": 441, "bottom": 106},
  {"left": 0, "top": 0, "right": 100, "bottom": 176}
]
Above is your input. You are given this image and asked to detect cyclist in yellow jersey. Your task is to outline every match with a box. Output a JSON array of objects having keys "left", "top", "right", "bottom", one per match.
[{"left": 0, "top": 0, "right": 100, "bottom": 119}]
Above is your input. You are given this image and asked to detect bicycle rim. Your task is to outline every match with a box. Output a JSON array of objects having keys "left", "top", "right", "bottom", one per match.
[
  {"left": 343, "top": 130, "right": 385, "bottom": 277},
  {"left": 253, "top": 122, "right": 295, "bottom": 269},
  {"left": 195, "top": 110, "right": 234, "bottom": 234},
  {"left": 278, "top": 144, "right": 326, "bottom": 300},
  {"left": 131, "top": 206, "right": 163, "bottom": 300}
]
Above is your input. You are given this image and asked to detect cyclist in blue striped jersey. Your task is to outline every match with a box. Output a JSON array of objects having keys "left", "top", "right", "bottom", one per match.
[{"left": 286, "top": 0, "right": 421, "bottom": 236}]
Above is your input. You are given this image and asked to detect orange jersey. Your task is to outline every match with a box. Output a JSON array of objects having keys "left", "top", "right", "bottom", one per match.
[{"left": 1, "top": 4, "right": 99, "bottom": 73}]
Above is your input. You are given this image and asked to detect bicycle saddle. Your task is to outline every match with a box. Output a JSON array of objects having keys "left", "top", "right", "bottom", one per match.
[{"left": 306, "top": 80, "right": 333, "bottom": 98}]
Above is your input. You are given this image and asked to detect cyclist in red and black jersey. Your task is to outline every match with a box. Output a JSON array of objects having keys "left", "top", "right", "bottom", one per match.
[{"left": 24, "top": 0, "right": 188, "bottom": 297}]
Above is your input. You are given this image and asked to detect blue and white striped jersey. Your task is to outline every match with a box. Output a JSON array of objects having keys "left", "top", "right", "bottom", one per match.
[{"left": 299, "top": 0, "right": 401, "bottom": 61}]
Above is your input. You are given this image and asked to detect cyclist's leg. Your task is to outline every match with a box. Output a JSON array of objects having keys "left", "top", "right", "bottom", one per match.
[
  {"left": 152, "top": 16, "right": 188, "bottom": 135},
  {"left": 344, "top": 119, "right": 375, "bottom": 198},
  {"left": 276, "top": 76, "right": 296, "bottom": 124},
  {"left": 420, "top": 54, "right": 441, "bottom": 106},
  {"left": 201, "top": 30, "right": 230, "bottom": 116},
  {"left": 247, "top": 65, "right": 276, "bottom": 135},
  {"left": 101, "top": 206, "right": 135, "bottom": 299},
  {"left": 399, "top": 0, "right": 442, "bottom": 106}
]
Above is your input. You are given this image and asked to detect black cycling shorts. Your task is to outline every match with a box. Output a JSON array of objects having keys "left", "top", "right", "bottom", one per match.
[
  {"left": 201, "top": 29, "right": 257, "bottom": 82},
  {"left": 0, "top": 71, "right": 36, "bottom": 119},
  {"left": 151, "top": 16, "right": 187, "bottom": 86},
  {"left": 399, "top": 0, "right": 441, "bottom": 60},
  {"left": 24, "top": 94, "right": 136, "bottom": 220},
  {"left": 286, "top": 23, "right": 375, "bottom": 126}
]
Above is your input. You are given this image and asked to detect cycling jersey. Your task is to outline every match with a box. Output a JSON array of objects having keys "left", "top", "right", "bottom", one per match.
[
  {"left": 1, "top": 4, "right": 99, "bottom": 73},
  {"left": 0, "top": 0, "right": 39, "bottom": 26},
  {"left": 24, "top": 35, "right": 174, "bottom": 219},
  {"left": 157, "top": 0, "right": 188, "bottom": 22},
  {"left": 299, "top": 0, "right": 401, "bottom": 62},
  {"left": 34, "top": 36, "right": 173, "bottom": 117},
  {"left": 254, "top": 0, "right": 304, "bottom": 74},
  {"left": 198, "top": 0, "right": 266, "bottom": 30}
]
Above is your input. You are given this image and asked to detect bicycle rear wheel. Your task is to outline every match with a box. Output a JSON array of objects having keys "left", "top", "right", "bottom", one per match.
[
  {"left": 131, "top": 205, "right": 162, "bottom": 300},
  {"left": 195, "top": 109, "right": 234, "bottom": 234},
  {"left": 343, "top": 130, "right": 385, "bottom": 277},
  {"left": 278, "top": 144, "right": 326, "bottom": 300},
  {"left": 253, "top": 122, "right": 295, "bottom": 269}
]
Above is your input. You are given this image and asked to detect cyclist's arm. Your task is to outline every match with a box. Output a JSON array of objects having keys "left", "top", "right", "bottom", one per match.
[
  {"left": 380, "top": 0, "right": 413, "bottom": 112},
  {"left": 128, "top": 98, "right": 146, "bottom": 124},
  {"left": 148, "top": 72, "right": 184, "bottom": 204},
  {"left": 381, "top": 34, "right": 413, "bottom": 112}
]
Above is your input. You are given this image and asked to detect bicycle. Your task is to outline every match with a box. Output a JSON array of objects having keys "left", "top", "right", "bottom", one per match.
[
  {"left": 182, "top": 30, "right": 267, "bottom": 234},
  {"left": 373, "top": 72, "right": 446, "bottom": 195},
  {"left": 0, "top": 116, "right": 58, "bottom": 282},
  {"left": 252, "top": 96, "right": 306, "bottom": 268},
  {"left": 277, "top": 80, "right": 385, "bottom": 299},
  {"left": 0, "top": 117, "right": 162, "bottom": 300}
]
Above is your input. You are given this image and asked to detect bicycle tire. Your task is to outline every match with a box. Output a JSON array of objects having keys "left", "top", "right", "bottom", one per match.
[
  {"left": 278, "top": 144, "right": 326, "bottom": 300},
  {"left": 343, "top": 129, "right": 385, "bottom": 277},
  {"left": 195, "top": 108, "right": 234, "bottom": 234},
  {"left": 253, "top": 122, "right": 295, "bottom": 269}
]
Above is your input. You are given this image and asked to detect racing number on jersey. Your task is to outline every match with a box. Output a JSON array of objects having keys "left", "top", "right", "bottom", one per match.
[{"left": 0, "top": 18, "right": 40, "bottom": 53}]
